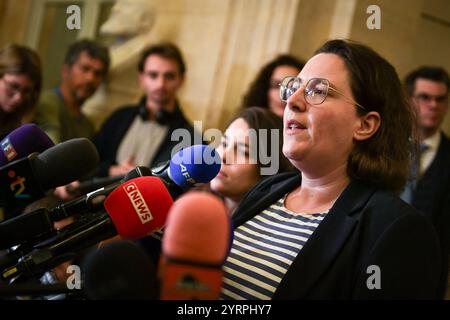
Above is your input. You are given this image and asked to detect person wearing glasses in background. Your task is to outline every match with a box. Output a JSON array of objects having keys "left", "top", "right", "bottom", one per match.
[
  {"left": 220, "top": 39, "right": 443, "bottom": 300},
  {"left": 0, "top": 44, "right": 42, "bottom": 139},
  {"left": 401, "top": 66, "right": 450, "bottom": 298},
  {"left": 241, "top": 55, "right": 304, "bottom": 118}
]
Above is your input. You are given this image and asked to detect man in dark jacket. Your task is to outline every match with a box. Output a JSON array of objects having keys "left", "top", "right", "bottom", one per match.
[
  {"left": 92, "top": 42, "right": 200, "bottom": 177},
  {"left": 402, "top": 66, "right": 450, "bottom": 297}
]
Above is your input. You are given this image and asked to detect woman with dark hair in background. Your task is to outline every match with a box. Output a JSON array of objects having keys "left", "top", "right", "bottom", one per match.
[
  {"left": 221, "top": 39, "right": 443, "bottom": 299},
  {"left": 0, "top": 44, "right": 42, "bottom": 139},
  {"left": 242, "top": 55, "right": 304, "bottom": 117},
  {"left": 210, "top": 107, "right": 293, "bottom": 214}
]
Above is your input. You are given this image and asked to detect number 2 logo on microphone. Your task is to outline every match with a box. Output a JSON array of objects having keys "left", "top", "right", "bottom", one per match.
[
  {"left": 124, "top": 182, "right": 153, "bottom": 224},
  {"left": 8, "top": 170, "right": 30, "bottom": 199}
]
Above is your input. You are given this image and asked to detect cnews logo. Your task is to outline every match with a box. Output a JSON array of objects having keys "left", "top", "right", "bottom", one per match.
[
  {"left": 8, "top": 170, "right": 30, "bottom": 199},
  {"left": 1, "top": 138, "right": 18, "bottom": 162},
  {"left": 124, "top": 182, "right": 153, "bottom": 224}
]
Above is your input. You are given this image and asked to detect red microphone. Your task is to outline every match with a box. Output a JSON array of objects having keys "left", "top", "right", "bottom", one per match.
[
  {"left": 159, "top": 191, "right": 232, "bottom": 300},
  {"left": 104, "top": 176, "right": 174, "bottom": 239}
]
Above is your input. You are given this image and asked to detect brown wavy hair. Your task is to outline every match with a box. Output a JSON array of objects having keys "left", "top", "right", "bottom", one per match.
[{"left": 315, "top": 39, "right": 415, "bottom": 192}]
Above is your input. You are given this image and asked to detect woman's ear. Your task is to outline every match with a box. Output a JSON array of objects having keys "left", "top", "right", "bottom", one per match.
[{"left": 353, "top": 111, "right": 381, "bottom": 141}]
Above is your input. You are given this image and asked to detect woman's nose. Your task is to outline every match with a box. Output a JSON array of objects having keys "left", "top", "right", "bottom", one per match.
[{"left": 286, "top": 84, "right": 307, "bottom": 112}]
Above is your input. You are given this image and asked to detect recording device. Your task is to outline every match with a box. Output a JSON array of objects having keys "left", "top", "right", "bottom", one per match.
[
  {"left": 51, "top": 144, "right": 221, "bottom": 222},
  {"left": 0, "top": 123, "right": 54, "bottom": 167},
  {"left": 151, "top": 144, "right": 221, "bottom": 191},
  {"left": 50, "top": 166, "right": 152, "bottom": 222},
  {"left": 83, "top": 241, "right": 158, "bottom": 300},
  {"left": 0, "top": 145, "right": 221, "bottom": 259},
  {"left": 65, "top": 175, "right": 123, "bottom": 196},
  {"left": 0, "top": 163, "right": 145, "bottom": 250},
  {"left": 0, "top": 208, "right": 54, "bottom": 250},
  {"left": 159, "top": 192, "right": 232, "bottom": 300},
  {"left": 0, "top": 138, "right": 99, "bottom": 220},
  {"left": 1, "top": 176, "right": 173, "bottom": 282}
]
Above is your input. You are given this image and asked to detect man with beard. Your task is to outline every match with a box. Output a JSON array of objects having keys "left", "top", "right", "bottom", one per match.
[
  {"left": 34, "top": 39, "right": 110, "bottom": 143},
  {"left": 92, "top": 42, "right": 198, "bottom": 177}
]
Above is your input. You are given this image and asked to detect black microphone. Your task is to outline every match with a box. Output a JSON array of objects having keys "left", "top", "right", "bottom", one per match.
[
  {"left": 0, "top": 138, "right": 99, "bottom": 220},
  {"left": 83, "top": 241, "right": 157, "bottom": 300},
  {"left": 50, "top": 166, "right": 152, "bottom": 222},
  {"left": 0, "top": 208, "right": 54, "bottom": 250},
  {"left": 65, "top": 175, "right": 124, "bottom": 197},
  {"left": 0, "top": 167, "right": 152, "bottom": 255},
  {"left": 1, "top": 212, "right": 115, "bottom": 282}
]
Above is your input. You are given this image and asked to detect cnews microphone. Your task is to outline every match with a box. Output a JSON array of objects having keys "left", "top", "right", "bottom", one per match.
[
  {"left": 0, "top": 124, "right": 54, "bottom": 167},
  {"left": 0, "top": 138, "right": 99, "bottom": 219},
  {"left": 83, "top": 240, "right": 158, "bottom": 300},
  {"left": 1, "top": 176, "right": 173, "bottom": 281},
  {"left": 159, "top": 191, "right": 232, "bottom": 300}
]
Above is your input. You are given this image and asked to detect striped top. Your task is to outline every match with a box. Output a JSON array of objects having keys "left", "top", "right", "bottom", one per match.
[{"left": 220, "top": 194, "right": 328, "bottom": 300}]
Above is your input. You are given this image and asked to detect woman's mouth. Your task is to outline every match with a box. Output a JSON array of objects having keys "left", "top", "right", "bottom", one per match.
[
  {"left": 286, "top": 119, "right": 306, "bottom": 132},
  {"left": 216, "top": 170, "right": 227, "bottom": 179}
]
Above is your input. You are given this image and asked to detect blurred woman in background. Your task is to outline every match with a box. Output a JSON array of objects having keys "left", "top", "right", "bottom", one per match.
[{"left": 242, "top": 55, "right": 304, "bottom": 117}]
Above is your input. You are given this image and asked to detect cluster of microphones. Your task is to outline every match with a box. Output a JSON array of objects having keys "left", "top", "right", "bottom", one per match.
[{"left": 0, "top": 124, "right": 233, "bottom": 300}]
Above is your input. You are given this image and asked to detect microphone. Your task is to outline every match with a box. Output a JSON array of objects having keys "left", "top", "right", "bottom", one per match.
[
  {"left": 50, "top": 144, "right": 221, "bottom": 222},
  {"left": 159, "top": 191, "right": 232, "bottom": 300},
  {"left": 0, "top": 208, "right": 54, "bottom": 250},
  {"left": 152, "top": 144, "right": 221, "bottom": 189},
  {"left": 1, "top": 176, "right": 173, "bottom": 281},
  {"left": 83, "top": 241, "right": 158, "bottom": 300},
  {"left": 0, "top": 124, "right": 54, "bottom": 167},
  {"left": 0, "top": 138, "right": 100, "bottom": 220},
  {"left": 65, "top": 175, "right": 123, "bottom": 196},
  {"left": 50, "top": 166, "right": 152, "bottom": 222}
]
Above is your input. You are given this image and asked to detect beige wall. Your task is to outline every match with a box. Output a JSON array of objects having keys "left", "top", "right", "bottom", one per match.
[
  {"left": 0, "top": 0, "right": 32, "bottom": 46},
  {"left": 0, "top": 0, "right": 449, "bottom": 133},
  {"left": 84, "top": 0, "right": 300, "bottom": 130}
]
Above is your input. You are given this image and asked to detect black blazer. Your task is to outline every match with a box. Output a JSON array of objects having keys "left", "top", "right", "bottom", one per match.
[
  {"left": 92, "top": 99, "right": 200, "bottom": 177},
  {"left": 413, "top": 132, "right": 450, "bottom": 256},
  {"left": 232, "top": 171, "right": 443, "bottom": 299}
]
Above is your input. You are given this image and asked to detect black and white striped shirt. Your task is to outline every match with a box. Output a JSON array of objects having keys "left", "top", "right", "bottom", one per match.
[{"left": 221, "top": 194, "right": 327, "bottom": 300}]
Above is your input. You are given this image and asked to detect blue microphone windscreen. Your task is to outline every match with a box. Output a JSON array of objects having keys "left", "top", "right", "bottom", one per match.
[
  {"left": 169, "top": 144, "right": 221, "bottom": 188},
  {"left": 0, "top": 124, "right": 54, "bottom": 167}
]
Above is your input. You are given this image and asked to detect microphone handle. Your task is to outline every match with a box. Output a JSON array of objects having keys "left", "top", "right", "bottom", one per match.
[
  {"left": 66, "top": 175, "right": 123, "bottom": 196},
  {"left": 1, "top": 213, "right": 116, "bottom": 281},
  {"left": 0, "top": 282, "right": 81, "bottom": 297}
]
